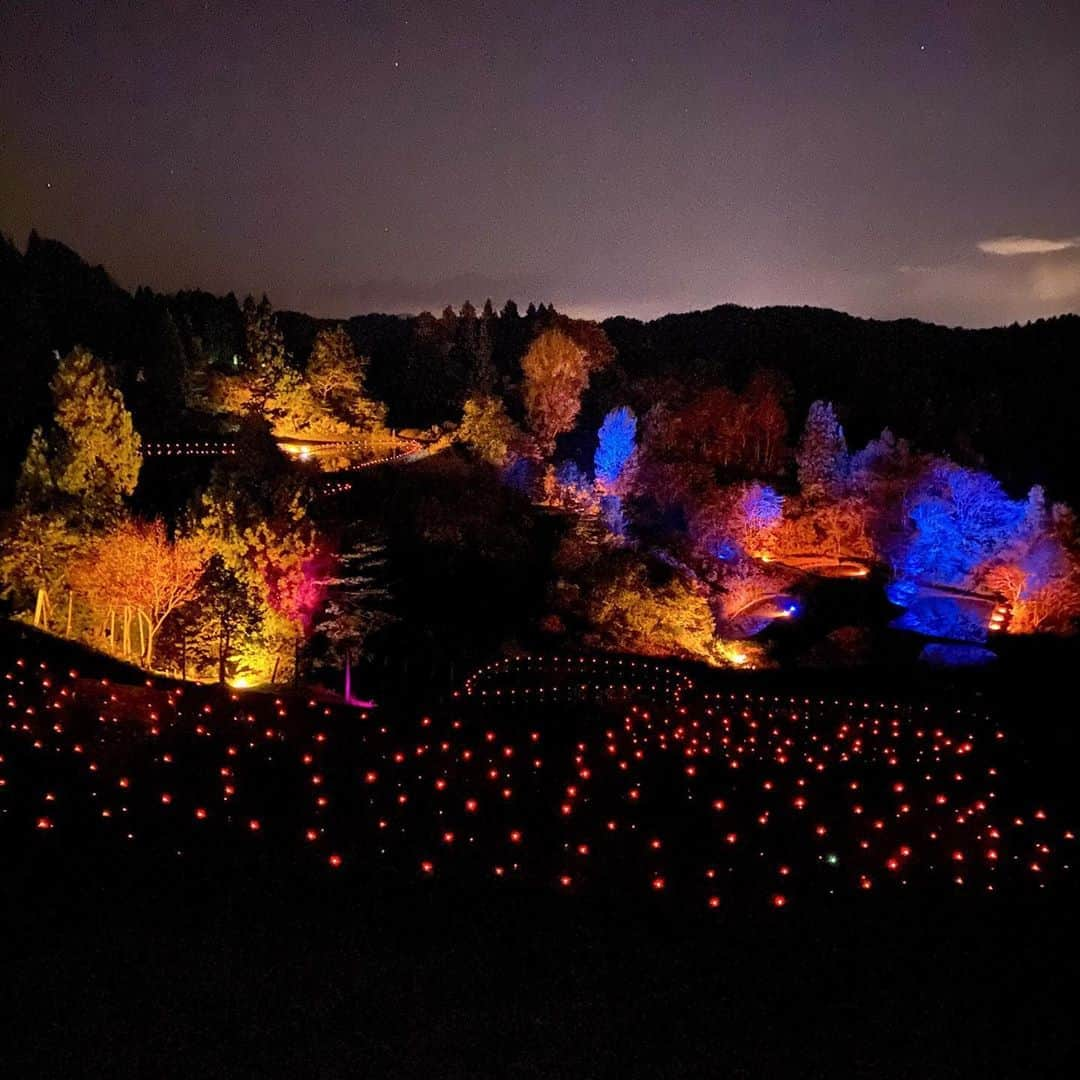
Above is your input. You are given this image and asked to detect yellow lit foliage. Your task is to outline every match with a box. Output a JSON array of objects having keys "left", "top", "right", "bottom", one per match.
[
  {"left": 585, "top": 556, "right": 752, "bottom": 667},
  {"left": 521, "top": 328, "right": 590, "bottom": 456}
]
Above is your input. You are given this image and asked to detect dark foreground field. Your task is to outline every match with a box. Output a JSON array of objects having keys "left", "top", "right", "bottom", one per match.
[
  {"left": 4, "top": 853, "right": 1076, "bottom": 1079},
  {"left": 2, "top": 632, "right": 1078, "bottom": 1078}
]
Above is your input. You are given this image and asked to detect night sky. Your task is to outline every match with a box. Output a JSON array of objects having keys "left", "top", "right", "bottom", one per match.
[{"left": 2, "top": 0, "right": 1078, "bottom": 326}]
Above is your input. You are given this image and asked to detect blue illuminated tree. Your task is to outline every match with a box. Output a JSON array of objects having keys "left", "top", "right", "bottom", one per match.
[
  {"left": 888, "top": 461, "right": 1027, "bottom": 588},
  {"left": 594, "top": 406, "right": 637, "bottom": 490}
]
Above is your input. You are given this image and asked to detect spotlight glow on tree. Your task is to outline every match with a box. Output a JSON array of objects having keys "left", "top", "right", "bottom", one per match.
[
  {"left": 594, "top": 406, "right": 637, "bottom": 491},
  {"left": 521, "top": 328, "right": 590, "bottom": 456},
  {"left": 797, "top": 400, "right": 848, "bottom": 500}
]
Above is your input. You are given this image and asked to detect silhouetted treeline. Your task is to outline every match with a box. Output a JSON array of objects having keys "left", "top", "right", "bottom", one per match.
[
  {"left": 597, "top": 307, "right": 1080, "bottom": 502},
  {"left": 2, "top": 232, "right": 1079, "bottom": 506}
]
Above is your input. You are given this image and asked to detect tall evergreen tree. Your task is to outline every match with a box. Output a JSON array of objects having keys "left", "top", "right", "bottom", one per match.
[
  {"left": 242, "top": 294, "right": 287, "bottom": 408},
  {"left": 182, "top": 554, "right": 265, "bottom": 684},
  {"left": 797, "top": 400, "right": 849, "bottom": 500},
  {"left": 23, "top": 346, "right": 142, "bottom": 524},
  {"left": 471, "top": 317, "right": 497, "bottom": 394}
]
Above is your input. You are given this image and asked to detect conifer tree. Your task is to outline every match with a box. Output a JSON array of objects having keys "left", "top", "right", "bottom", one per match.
[
  {"left": 30, "top": 346, "right": 142, "bottom": 523},
  {"left": 796, "top": 400, "right": 848, "bottom": 500},
  {"left": 242, "top": 294, "right": 287, "bottom": 408}
]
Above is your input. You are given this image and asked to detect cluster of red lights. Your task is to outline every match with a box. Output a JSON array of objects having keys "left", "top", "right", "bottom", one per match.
[
  {"left": 2, "top": 653, "right": 1075, "bottom": 909},
  {"left": 319, "top": 480, "right": 354, "bottom": 497}
]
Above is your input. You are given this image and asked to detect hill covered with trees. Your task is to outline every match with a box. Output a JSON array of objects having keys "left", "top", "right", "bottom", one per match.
[
  {"left": 3, "top": 230, "right": 1080, "bottom": 683},
  {"left": 4, "top": 232, "right": 1079, "bottom": 501}
]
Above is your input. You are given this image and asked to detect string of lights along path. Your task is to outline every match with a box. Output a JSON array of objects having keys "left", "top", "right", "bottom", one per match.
[
  {"left": 141, "top": 441, "right": 238, "bottom": 457},
  {"left": 2, "top": 653, "right": 1073, "bottom": 910},
  {"left": 140, "top": 436, "right": 425, "bottom": 500},
  {"left": 142, "top": 436, "right": 423, "bottom": 466}
]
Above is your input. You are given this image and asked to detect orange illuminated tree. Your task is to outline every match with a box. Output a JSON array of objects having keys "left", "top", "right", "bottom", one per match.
[
  {"left": 521, "top": 328, "right": 590, "bottom": 456},
  {"left": 70, "top": 519, "right": 204, "bottom": 668}
]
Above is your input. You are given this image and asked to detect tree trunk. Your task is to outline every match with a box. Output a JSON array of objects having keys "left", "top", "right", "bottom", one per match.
[
  {"left": 33, "top": 587, "right": 49, "bottom": 630},
  {"left": 218, "top": 627, "right": 228, "bottom": 686},
  {"left": 66, "top": 591, "right": 73, "bottom": 637}
]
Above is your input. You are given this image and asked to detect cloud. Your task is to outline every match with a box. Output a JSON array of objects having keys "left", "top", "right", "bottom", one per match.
[
  {"left": 880, "top": 246, "right": 1080, "bottom": 327},
  {"left": 977, "top": 235, "right": 1080, "bottom": 256}
]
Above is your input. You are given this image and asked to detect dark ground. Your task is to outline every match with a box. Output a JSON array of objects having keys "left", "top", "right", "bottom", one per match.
[
  {"left": 3, "top": 853, "right": 1075, "bottom": 1079},
  {"left": 2, "top": 623, "right": 1078, "bottom": 1079}
]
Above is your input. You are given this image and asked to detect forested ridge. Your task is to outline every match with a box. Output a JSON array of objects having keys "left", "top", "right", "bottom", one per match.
[{"left": 4, "top": 233, "right": 1078, "bottom": 503}]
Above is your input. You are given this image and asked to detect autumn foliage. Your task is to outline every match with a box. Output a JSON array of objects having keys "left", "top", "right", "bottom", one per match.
[
  {"left": 521, "top": 328, "right": 594, "bottom": 455},
  {"left": 69, "top": 519, "right": 203, "bottom": 666}
]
